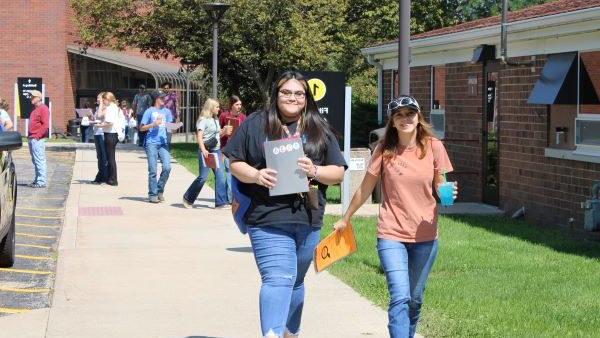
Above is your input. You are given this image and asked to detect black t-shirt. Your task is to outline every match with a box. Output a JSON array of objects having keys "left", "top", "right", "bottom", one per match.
[{"left": 222, "top": 111, "right": 347, "bottom": 227}]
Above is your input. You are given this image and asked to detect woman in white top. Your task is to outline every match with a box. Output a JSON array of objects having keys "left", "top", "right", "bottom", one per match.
[
  {"left": 91, "top": 93, "right": 109, "bottom": 184},
  {"left": 0, "top": 97, "right": 14, "bottom": 132},
  {"left": 97, "top": 92, "right": 120, "bottom": 186}
]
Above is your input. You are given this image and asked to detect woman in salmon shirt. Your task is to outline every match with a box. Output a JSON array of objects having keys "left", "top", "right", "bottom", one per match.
[{"left": 334, "top": 95, "right": 457, "bottom": 338}]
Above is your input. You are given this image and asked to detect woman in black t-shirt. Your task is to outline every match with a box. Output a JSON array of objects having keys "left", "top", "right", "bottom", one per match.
[{"left": 223, "top": 71, "right": 346, "bottom": 337}]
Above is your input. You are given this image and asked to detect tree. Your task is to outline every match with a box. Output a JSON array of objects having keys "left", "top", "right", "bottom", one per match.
[{"left": 71, "top": 0, "right": 346, "bottom": 109}]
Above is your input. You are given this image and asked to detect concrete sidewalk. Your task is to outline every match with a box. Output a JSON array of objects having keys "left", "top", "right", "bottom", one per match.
[{"left": 0, "top": 148, "right": 390, "bottom": 338}]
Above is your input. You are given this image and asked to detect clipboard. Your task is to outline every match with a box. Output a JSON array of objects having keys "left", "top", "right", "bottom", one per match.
[{"left": 314, "top": 224, "right": 357, "bottom": 273}]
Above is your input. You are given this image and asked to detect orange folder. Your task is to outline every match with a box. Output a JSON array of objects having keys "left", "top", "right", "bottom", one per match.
[{"left": 314, "top": 224, "right": 357, "bottom": 273}]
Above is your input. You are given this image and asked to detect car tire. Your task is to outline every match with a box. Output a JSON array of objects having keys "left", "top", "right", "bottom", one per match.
[
  {"left": 0, "top": 169, "right": 17, "bottom": 268},
  {"left": 0, "top": 213, "right": 15, "bottom": 268}
]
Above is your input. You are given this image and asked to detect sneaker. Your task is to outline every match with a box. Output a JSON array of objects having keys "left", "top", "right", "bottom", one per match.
[
  {"left": 182, "top": 198, "right": 192, "bottom": 209},
  {"left": 149, "top": 196, "right": 160, "bottom": 203},
  {"left": 215, "top": 204, "right": 232, "bottom": 210},
  {"left": 31, "top": 183, "right": 46, "bottom": 189},
  {"left": 158, "top": 193, "right": 165, "bottom": 202}
]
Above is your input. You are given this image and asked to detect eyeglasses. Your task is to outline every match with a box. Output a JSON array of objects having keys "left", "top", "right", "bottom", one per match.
[
  {"left": 387, "top": 95, "right": 420, "bottom": 115},
  {"left": 279, "top": 90, "right": 306, "bottom": 99}
]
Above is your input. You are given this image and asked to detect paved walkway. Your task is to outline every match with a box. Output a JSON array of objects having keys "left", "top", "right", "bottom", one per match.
[{"left": 0, "top": 148, "right": 391, "bottom": 338}]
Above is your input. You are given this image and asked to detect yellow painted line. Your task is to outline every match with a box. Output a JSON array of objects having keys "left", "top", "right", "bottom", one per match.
[
  {"left": 0, "top": 268, "right": 52, "bottom": 275},
  {"left": 17, "top": 207, "right": 63, "bottom": 212},
  {"left": 15, "top": 254, "right": 53, "bottom": 261},
  {"left": 0, "top": 307, "right": 29, "bottom": 314},
  {"left": 16, "top": 214, "right": 62, "bottom": 220},
  {"left": 0, "top": 286, "right": 50, "bottom": 293},
  {"left": 16, "top": 233, "right": 56, "bottom": 239},
  {"left": 16, "top": 244, "right": 51, "bottom": 250},
  {"left": 17, "top": 223, "right": 59, "bottom": 229}
]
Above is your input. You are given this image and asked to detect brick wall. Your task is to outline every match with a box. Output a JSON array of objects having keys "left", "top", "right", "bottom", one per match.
[
  {"left": 443, "top": 62, "right": 484, "bottom": 202},
  {"left": 498, "top": 55, "right": 600, "bottom": 229},
  {"left": 0, "top": 0, "right": 77, "bottom": 135}
]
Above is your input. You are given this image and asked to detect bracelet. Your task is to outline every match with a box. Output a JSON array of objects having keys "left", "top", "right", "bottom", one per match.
[{"left": 312, "top": 165, "right": 319, "bottom": 181}]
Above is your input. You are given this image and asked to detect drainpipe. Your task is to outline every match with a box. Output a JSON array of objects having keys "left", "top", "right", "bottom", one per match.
[
  {"left": 367, "top": 55, "right": 384, "bottom": 125},
  {"left": 500, "top": 0, "right": 533, "bottom": 67}
]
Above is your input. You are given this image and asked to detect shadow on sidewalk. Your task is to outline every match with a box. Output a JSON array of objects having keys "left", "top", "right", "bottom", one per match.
[
  {"left": 170, "top": 203, "right": 213, "bottom": 209},
  {"left": 119, "top": 196, "right": 151, "bottom": 203},
  {"left": 226, "top": 247, "right": 253, "bottom": 253}
]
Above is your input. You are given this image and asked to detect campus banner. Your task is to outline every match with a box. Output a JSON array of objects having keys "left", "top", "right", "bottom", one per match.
[
  {"left": 300, "top": 71, "right": 345, "bottom": 137},
  {"left": 16, "top": 77, "right": 43, "bottom": 119}
]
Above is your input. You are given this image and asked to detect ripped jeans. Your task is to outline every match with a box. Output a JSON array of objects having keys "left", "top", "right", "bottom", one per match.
[{"left": 248, "top": 223, "right": 321, "bottom": 337}]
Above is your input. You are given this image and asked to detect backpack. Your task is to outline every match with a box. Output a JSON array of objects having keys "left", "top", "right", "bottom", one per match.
[{"left": 231, "top": 176, "right": 251, "bottom": 234}]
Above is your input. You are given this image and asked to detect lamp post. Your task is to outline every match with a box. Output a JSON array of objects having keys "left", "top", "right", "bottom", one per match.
[
  {"left": 203, "top": 2, "right": 231, "bottom": 99},
  {"left": 398, "top": 0, "right": 411, "bottom": 95},
  {"left": 180, "top": 59, "right": 198, "bottom": 143}
]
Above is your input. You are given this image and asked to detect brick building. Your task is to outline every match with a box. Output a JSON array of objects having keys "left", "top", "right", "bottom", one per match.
[
  {"left": 362, "top": 0, "right": 600, "bottom": 231},
  {"left": 0, "top": 0, "right": 187, "bottom": 135}
]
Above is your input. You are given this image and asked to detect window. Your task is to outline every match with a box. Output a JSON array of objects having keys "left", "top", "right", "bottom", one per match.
[{"left": 430, "top": 65, "right": 447, "bottom": 139}]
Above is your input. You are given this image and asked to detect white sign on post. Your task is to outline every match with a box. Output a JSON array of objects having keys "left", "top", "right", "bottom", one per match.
[{"left": 348, "top": 158, "right": 365, "bottom": 171}]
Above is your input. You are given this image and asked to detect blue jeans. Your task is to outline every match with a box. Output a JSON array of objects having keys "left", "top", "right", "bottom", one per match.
[
  {"left": 248, "top": 224, "right": 321, "bottom": 337},
  {"left": 223, "top": 157, "right": 233, "bottom": 203},
  {"left": 145, "top": 142, "right": 171, "bottom": 197},
  {"left": 183, "top": 150, "right": 227, "bottom": 207},
  {"left": 28, "top": 138, "right": 46, "bottom": 185},
  {"left": 94, "top": 134, "right": 108, "bottom": 182},
  {"left": 377, "top": 239, "right": 438, "bottom": 338}
]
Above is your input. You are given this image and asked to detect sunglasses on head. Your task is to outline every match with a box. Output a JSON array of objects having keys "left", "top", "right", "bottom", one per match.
[{"left": 387, "top": 95, "right": 420, "bottom": 116}]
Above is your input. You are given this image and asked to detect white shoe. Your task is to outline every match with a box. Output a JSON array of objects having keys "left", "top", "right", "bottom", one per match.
[
  {"left": 182, "top": 198, "right": 192, "bottom": 209},
  {"left": 215, "top": 204, "right": 232, "bottom": 210}
]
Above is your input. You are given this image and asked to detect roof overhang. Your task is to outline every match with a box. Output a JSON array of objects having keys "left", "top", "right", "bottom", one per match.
[
  {"left": 67, "top": 45, "right": 187, "bottom": 89},
  {"left": 361, "top": 6, "right": 600, "bottom": 68}
]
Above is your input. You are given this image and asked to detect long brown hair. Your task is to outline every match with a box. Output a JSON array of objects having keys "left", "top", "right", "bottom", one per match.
[{"left": 380, "top": 107, "right": 436, "bottom": 160}]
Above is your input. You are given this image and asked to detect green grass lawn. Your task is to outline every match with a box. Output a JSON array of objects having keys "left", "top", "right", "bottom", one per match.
[
  {"left": 170, "top": 143, "right": 215, "bottom": 188},
  {"left": 321, "top": 215, "right": 600, "bottom": 337}
]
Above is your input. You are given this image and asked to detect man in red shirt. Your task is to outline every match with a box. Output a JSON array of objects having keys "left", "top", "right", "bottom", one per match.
[
  {"left": 27, "top": 90, "right": 49, "bottom": 188},
  {"left": 219, "top": 95, "right": 245, "bottom": 203}
]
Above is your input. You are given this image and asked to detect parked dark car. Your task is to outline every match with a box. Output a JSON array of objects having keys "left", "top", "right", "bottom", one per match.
[{"left": 0, "top": 132, "right": 22, "bottom": 267}]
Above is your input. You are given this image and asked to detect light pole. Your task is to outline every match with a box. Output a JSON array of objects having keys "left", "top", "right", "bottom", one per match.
[
  {"left": 203, "top": 2, "right": 231, "bottom": 99},
  {"left": 398, "top": 0, "right": 411, "bottom": 95},
  {"left": 180, "top": 59, "right": 197, "bottom": 143}
]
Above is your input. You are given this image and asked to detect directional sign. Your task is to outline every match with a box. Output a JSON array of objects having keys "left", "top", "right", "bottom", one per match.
[
  {"left": 300, "top": 71, "right": 345, "bottom": 136},
  {"left": 16, "top": 77, "right": 42, "bottom": 119}
]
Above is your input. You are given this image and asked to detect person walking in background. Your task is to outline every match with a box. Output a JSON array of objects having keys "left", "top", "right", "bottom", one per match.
[
  {"left": 98, "top": 92, "right": 120, "bottom": 186},
  {"left": 182, "top": 98, "right": 228, "bottom": 209},
  {"left": 120, "top": 100, "right": 133, "bottom": 143},
  {"left": 222, "top": 71, "right": 346, "bottom": 337},
  {"left": 161, "top": 82, "right": 178, "bottom": 144},
  {"left": 91, "top": 92, "right": 108, "bottom": 184},
  {"left": 132, "top": 85, "right": 152, "bottom": 146},
  {"left": 140, "top": 92, "right": 173, "bottom": 203},
  {"left": 0, "top": 97, "right": 14, "bottom": 132},
  {"left": 334, "top": 95, "right": 458, "bottom": 338},
  {"left": 79, "top": 102, "right": 92, "bottom": 143},
  {"left": 27, "top": 90, "right": 50, "bottom": 188},
  {"left": 219, "top": 95, "right": 246, "bottom": 204}
]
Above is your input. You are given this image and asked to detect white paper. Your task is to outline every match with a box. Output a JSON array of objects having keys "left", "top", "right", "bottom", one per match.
[{"left": 165, "top": 122, "right": 183, "bottom": 131}]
